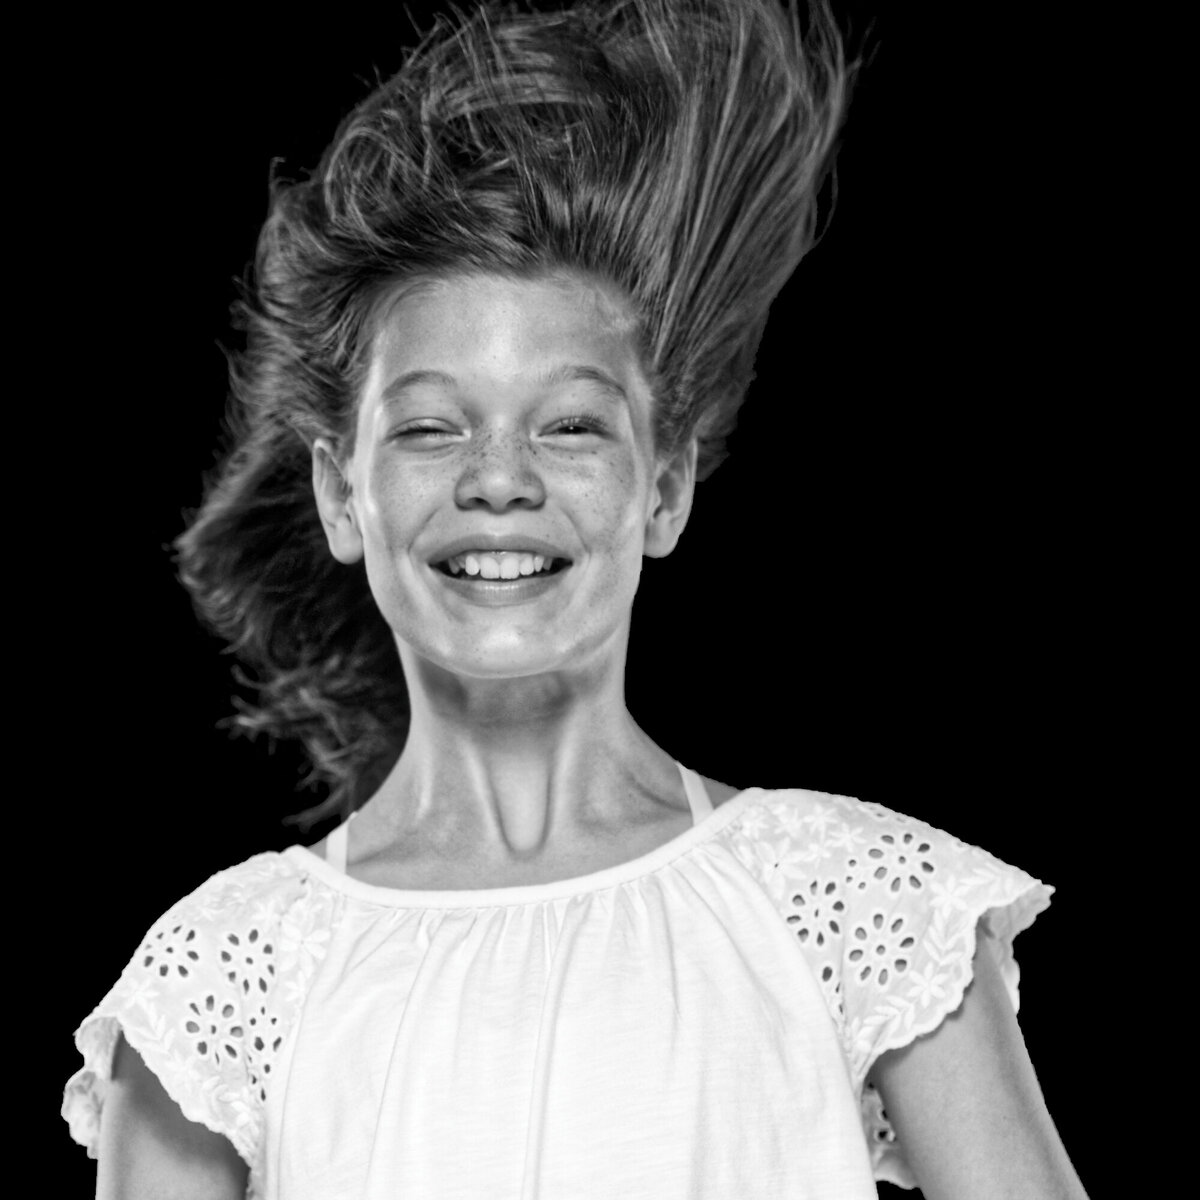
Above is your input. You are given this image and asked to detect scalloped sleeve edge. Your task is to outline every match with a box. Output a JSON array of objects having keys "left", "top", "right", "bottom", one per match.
[
  {"left": 864, "top": 875, "right": 1055, "bottom": 1189},
  {"left": 61, "top": 1009, "right": 259, "bottom": 1170}
]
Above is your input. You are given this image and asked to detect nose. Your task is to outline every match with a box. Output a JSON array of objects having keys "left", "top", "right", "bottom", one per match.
[{"left": 453, "top": 429, "right": 546, "bottom": 512}]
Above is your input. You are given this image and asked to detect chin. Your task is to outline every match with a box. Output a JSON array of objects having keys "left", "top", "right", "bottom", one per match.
[
  {"left": 450, "top": 646, "right": 574, "bottom": 680},
  {"left": 413, "top": 631, "right": 577, "bottom": 681}
]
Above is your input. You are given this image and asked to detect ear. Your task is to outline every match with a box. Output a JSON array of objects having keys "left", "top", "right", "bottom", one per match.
[
  {"left": 312, "top": 437, "right": 364, "bottom": 564},
  {"left": 644, "top": 437, "right": 698, "bottom": 559}
]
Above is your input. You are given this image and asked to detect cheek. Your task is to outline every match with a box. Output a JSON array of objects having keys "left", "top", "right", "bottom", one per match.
[
  {"left": 357, "top": 467, "right": 425, "bottom": 549},
  {"left": 574, "top": 454, "right": 652, "bottom": 568},
  {"left": 353, "top": 469, "right": 432, "bottom": 610}
]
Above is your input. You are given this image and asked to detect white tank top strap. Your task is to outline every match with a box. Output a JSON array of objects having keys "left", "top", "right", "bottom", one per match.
[
  {"left": 676, "top": 761, "right": 713, "bottom": 825},
  {"left": 325, "top": 813, "right": 355, "bottom": 874}
]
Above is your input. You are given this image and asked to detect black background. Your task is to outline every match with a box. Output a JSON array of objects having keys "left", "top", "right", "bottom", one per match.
[{"left": 47, "top": 3, "right": 1106, "bottom": 1194}]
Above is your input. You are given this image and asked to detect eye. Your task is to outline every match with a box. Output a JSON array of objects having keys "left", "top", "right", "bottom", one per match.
[
  {"left": 551, "top": 412, "right": 609, "bottom": 436},
  {"left": 393, "top": 424, "right": 453, "bottom": 439}
]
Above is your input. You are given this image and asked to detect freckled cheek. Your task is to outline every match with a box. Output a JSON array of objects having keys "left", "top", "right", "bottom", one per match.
[
  {"left": 580, "top": 494, "right": 650, "bottom": 596},
  {"left": 358, "top": 476, "right": 429, "bottom": 566}
]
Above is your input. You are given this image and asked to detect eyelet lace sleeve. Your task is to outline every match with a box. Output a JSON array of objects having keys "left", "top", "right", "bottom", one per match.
[
  {"left": 728, "top": 790, "right": 1053, "bottom": 1191},
  {"left": 62, "top": 853, "right": 334, "bottom": 1197}
]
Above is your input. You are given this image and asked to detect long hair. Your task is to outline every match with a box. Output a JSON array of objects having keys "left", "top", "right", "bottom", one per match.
[{"left": 175, "top": 0, "right": 858, "bottom": 828}]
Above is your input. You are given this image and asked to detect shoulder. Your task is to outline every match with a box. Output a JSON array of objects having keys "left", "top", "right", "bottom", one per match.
[
  {"left": 168, "top": 849, "right": 317, "bottom": 915},
  {"left": 65, "top": 850, "right": 337, "bottom": 1175},
  {"left": 722, "top": 788, "right": 1058, "bottom": 1187},
  {"left": 723, "top": 785, "right": 1053, "bottom": 1061},
  {"left": 727, "top": 785, "right": 1028, "bottom": 890},
  {"left": 724, "top": 784, "right": 920, "bottom": 859},
  {"left": 130, "top": 849, "right": 336, "bottom": 993}
]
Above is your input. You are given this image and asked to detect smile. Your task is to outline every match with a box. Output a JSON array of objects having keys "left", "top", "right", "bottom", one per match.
[
  {"left": 430, "top": 556, "right": 572, "bottom": 607},
  {"left": 435, "top": 551, "right": 570, "bottom": 580}
]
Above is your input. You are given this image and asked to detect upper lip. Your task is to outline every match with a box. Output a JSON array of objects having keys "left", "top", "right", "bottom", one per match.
[{"left": 428, "top": 534, "right": 574, "bottom": 565}]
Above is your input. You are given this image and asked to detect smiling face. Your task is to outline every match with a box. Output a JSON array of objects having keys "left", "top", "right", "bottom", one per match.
[{"left": 312, "top": 270, "right": 696, "bottom": 682}]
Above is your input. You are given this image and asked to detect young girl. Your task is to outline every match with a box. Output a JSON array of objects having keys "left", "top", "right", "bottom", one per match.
[{"left": 63, "top": 2, "right": 1088, "bottom": 1196}]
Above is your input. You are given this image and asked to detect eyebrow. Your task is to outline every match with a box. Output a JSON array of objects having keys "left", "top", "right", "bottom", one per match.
[{"left": 380, "top": 363, "right": 629, "bottom": 406}]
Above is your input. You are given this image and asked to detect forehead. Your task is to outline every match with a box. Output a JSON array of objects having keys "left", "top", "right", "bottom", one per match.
[{"left": 367, "top": 271, "right": 644, "bottom": 386}]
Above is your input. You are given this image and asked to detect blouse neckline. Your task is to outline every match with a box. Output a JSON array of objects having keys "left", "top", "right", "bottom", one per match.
[{"left": 281, "top": 787, "right": 764, "bottom": 909}]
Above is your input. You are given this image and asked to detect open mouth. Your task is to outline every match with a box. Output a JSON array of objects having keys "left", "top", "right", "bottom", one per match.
[{"left": 433, "top": 552, "right": 571, "bottom": 581}]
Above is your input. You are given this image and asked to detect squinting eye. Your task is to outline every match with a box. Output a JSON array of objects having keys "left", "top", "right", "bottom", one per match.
[
  {"left": 553, "top": 413, "right": 608, "bottom": 436},
  {"left": 391, "top": 415, "right": 608, "bottom": 440},
  {"left": 394, "top": 425, "right": 452, "bottom": 438}
]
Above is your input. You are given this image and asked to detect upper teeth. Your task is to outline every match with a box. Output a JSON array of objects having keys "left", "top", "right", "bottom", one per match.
[{"left": 442, "top": 552, "right": 555, "bottom": 579}]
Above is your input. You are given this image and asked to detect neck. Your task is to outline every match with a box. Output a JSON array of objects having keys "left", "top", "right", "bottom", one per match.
[{"left": 360, "top": 653, "right": 683, "bottom": 863}]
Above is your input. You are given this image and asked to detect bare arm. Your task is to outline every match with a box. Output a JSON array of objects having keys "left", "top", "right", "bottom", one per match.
[
  {"left": 95, "top": 1032, "right": 249, "bottom": 1200},
  {"left": 868, "top": 925, "right": 1087, "bottom": 1200}
]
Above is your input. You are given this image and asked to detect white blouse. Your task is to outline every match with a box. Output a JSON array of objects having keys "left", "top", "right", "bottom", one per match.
[{"left": 64, "top": 765, "right": 1051, "bottom": 1198}]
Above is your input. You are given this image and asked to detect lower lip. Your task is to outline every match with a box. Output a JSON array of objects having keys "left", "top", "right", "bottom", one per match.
[{"left": 432, "top": 564, "right": 571, "bottom": 607}]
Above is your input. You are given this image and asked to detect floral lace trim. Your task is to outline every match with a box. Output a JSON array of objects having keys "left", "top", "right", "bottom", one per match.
[
  {"left": 64, "top": 1013, "right": 262, "bottom": 1188},
  {"left": 858, "top": 882, "right": 1051, "bottom": 1188},
  {"left": 726, "top": 790, "right": 1053, "bottom": 1190},
  {"left": 62, "top": 853, "right": 337, "bottom": 1198}
]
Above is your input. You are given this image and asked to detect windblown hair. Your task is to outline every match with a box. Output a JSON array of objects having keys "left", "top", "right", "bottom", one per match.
[{"left": 175, "top": 0, "right": 857, "bottom": 827}]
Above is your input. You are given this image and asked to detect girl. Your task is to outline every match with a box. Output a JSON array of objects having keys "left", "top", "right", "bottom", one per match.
[{"left": 64, "top": 2, "right": 1088, "bottom": 1196}]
